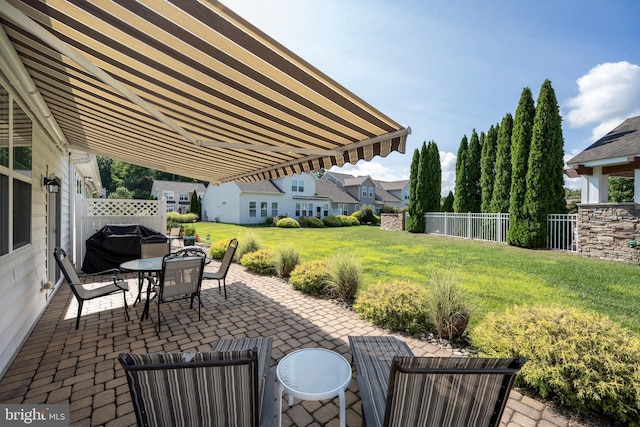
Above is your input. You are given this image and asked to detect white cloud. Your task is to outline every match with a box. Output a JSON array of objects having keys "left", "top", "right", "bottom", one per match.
[
  {"left": 328, "top": 160, "right": 407, "bottom": 182},
  {"left": 565, "top": 61, "right": 640, "bottom": 141},
  {"left": 440, "top": 151, "right": 457, "bottom": 196}
]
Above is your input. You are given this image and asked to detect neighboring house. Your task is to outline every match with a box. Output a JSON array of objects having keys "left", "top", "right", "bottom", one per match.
[
  {"left": 150, "top": 180, "right": 206, "bottom": 214},
  {"left": 378, "top": 180, "right": 410, "bottom": 208},
  {"left": 201, "top": 172, "right": 407, "bottom": 224}
]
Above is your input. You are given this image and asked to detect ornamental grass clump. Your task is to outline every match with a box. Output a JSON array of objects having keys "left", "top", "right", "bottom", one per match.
[
  {"left": 289, "top": 260, "right": 329, "bottom": 295},
  {"left": 235, "top": 232, "right": 261, "bottom": 261},
  {"left": 274, "top": 246, "right": 300, "bottom": 278},
  {"left": 353, "top": 281, "right": 431, "bottom": 334},
  {"left": 471, "top": 305, "right": 640, "bottom": 424},
  {"left": 239, "top": 248, "right": 276, "bottom": 275},
  {"left": 426, "top": 271, "right": 472, "bottom": 341},
  {"left": 325, "top": 250, "right": 362, "bottom": 301}
]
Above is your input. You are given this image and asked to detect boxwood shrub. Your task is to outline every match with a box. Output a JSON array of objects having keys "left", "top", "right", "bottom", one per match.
[
  {"left": 298, "top": 216, "right": 324, "bottom": 228},
  {"left": 471, "top": 305, "right": 640, "bottom": 424},
  {"left": 353, "top": 281, "right": 431, "bottom": 334},
  {"left": 239, "top": 248, "right": 276, "bottom": 275},
  {"left": 276, "top": 217, "right": 300, "bottom": 228},
  {"left": 289, "top": 259, "right": 329, "bottom": 295},
  {"left": 322, "top": 215, "right": 342, "bottom": 227},
  {"left": 209, "top": 238, "right": 233, "bottom": 259}
]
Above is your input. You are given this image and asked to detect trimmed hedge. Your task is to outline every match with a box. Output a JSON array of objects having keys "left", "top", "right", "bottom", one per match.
[
  {"left": 239, "top": 248, "right": 276, "bottom": 275},
  {"left": 299, "top": 216, "right": 324, "bottom": 228},
  {"left": 322, "top": 216, "right": 342, "bottom": 227},
  {"left": 209, "top": 238, "right": 233, "bottom": 259},
  {"left": 289, "top": 259, "right": 329, "bottom": 295},
  {"left": 353, "top": 281, "right": 431, "bottom": 334},
  {"left": 472, "top": 305, "right": 640, "bottom": 424},
  {"left": 276, "top": 217, "right": 300, "bottom": 228}
]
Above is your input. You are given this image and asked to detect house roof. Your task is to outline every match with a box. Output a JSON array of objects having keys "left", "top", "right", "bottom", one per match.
[
  {"left": 378, "top": 179, "right": 409, "bottom": 191},
  {"left": 236, "top": 181, "right": 283, "bottom": 194},
  {"left": 152, "top": 180, "right": 206, "bottom": 194},
  {"left": 315, "top": 180, "right": 359, "bottom": 203},
  {"left": 567, "top": 116, "right": 640, "bottom": 165},
  {"left": 0, "top": 1, "right": 408, "bottom": 184},
  {"left": 375, "top": 187, "right": 401, "bottom": 203},
  {"left": 324, "top": 171, "right": 371, "bottom": 186}
]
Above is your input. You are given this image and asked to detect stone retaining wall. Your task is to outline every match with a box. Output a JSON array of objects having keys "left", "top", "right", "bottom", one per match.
[
  {"left": 380, "top": 213, "right": 405, "bottom": 231},
  {"left": 578, "top": 203, "right": 640, "bottom": 263}
]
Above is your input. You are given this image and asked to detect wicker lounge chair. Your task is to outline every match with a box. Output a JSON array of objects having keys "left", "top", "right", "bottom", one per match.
[
  {"left": 203, "top": 238, "right": 238, "bottom": 299},
  {"left": 349, "top": 336, "right": 525, "bottom": 427},
  {"left": 54, "top": 247, "right": 129, "bottom": 329},
  {"left": 119, "top": 348, "right": 272, "bottom": 427}
]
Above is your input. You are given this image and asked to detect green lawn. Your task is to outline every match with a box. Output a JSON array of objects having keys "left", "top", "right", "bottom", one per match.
[{"left": 192, "top": 222, "right": 640, "bottom": 334}]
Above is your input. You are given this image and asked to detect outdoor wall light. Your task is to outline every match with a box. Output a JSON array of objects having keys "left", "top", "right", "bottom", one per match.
[{"left": 43, "top": 176, "right": 61, "bottom": 193}]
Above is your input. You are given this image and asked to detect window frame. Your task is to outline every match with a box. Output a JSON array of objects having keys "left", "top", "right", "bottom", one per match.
[{"left": 249, "top": 201, "right": 257, "bottom": 217}]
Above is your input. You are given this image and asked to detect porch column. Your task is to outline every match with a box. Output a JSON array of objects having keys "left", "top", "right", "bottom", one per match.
[
  {"left": 581, "top": 166, "right": 608, "bottom": 203},
  {"left": 635, "top": 169, "right": 640, "bottom": 203}
]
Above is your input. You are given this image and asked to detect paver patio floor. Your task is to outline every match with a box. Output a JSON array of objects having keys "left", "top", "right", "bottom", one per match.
[{"left": 0, "top": 260, "right": 605, "bottom": 426}]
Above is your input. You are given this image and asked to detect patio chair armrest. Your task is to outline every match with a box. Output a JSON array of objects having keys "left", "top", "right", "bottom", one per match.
[
  {"left": 260, "top": 370, "right": 275, "bottom": 427},
  {"left": 80, "top": 267, "right": 121, "bottom": 277},
  {"left": 113, "top": 278, "right": 129, "bottom": 291}
]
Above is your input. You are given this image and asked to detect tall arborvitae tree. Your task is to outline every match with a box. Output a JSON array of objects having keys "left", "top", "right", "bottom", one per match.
[
  {"left": 490, "top": 114, "right": 513, "bottom": 213},
  {"left": 520, "top": 79, "right": 567, "bottom": 248},
  {"left": 480, "top": 124, "right": 499, "bottom": 212},
  {"left": 442, "top": 191, "right": 454, "bottom": 212},
  {"left": 467, "top": 130, "right": 482, "bottom": 212},
  {"left": 406, "top": 148, "right": 422, "bottom": 232},
  {"left": 425, "top": 141, "right": 442, "bottom": 212},
  {"left": 507, "top": 87, "right": 536, "bottom": 245},
  {"left": 413, "top": 142, "right": 429, "bottom": 232},
  {"left": 453, "top": 135, "right": 469, "bottom": 212}
]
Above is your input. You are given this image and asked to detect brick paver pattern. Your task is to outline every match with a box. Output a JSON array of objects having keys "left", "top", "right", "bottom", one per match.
[{"left": 0, "top": 260, "right": 608, "bottom": 426}]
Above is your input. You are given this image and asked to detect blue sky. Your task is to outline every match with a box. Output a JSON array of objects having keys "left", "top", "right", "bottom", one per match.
[{"left": 223, "top": 0, "right": 640, "bottom": 195}]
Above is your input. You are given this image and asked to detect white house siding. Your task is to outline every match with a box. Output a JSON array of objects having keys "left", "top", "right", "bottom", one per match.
[
  {"left": 238, "top": 192, "right": 285, "bottom": 224},
  {"left": 201, "top": 183, "right": 242, "bottom": 224},
  {"left": 0, "top": 115, "right": 70, "bottom": 378}
]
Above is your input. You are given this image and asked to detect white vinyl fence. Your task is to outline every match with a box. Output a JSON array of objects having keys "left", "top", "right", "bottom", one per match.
[
  {"left": 75, "top": 195, "right": 167, "bottom": 266},
  {"left": 424, "top": 212, "right": 579, "bottom": 252}
]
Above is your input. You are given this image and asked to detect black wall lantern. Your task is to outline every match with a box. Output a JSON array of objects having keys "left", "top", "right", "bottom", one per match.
[{"left": 43, "top": 176, "right": 61, "bottom": 193}]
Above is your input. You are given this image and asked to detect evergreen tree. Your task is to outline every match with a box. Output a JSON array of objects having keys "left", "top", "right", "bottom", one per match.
[
  {"left": 507, "top": 87, "right": 536, "bottom": 245},
  {"left": 442, "top": 191, "right": 454, "bottom": 212},
  {"left": 425, "top": 141, "right": 442, "bottom": 212},
  {"left": 480, "top": 124, "right": 499, "bottom": 212},
  {"left": 406, "top": 148, "right": 423, "bottom": 232},
  {"left": 490, "top": 114, "right": 513, "bottom": 213},
  {"left": 410, "top": 142, "right": 429, "bottom": 232},
  {"left": 467, "top": 130, "right": 482, "bottom": 212},
  {"left": 520, "top": 79, "right": 567, "bottom": 248},
  {"left": 189, "top": 191, "right": 200, "bottom": 217},
  {"left": 453, "top": 135, "right": 469, "bottom": 212}
]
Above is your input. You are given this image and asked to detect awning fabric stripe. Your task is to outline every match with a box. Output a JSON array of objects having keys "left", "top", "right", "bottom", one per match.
[{"left": 0, "top": 0, "right": 408, "bottom": 183}]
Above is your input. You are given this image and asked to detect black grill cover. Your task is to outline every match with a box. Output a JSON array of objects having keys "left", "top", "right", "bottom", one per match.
[{"left": 82, "top": 224, "right": 167, "bottom": 273}]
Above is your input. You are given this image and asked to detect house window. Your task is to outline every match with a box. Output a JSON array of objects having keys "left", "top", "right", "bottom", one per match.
[
  {"left": 369, "top": 186, "right": 374, "bottom": 198},
  {"left": 271, "top": 202, "right": 278, "bottom": 217},
  {"left": 249, "top": 201, "right": 256, "bottom": 217},
  {"left": 179, "top": 192, "right": 189, "bottom": 202},
  {"left": 295, "top": 203, "right": 301, "bottom": 217},
  {"left": 338, "top": 204, "right": 348, "bottom": 215},
  {"left": 0, "top": 90, "right": 33, "bottom": 256},
  {"left": 260, "top": 202, "right": 268, "bottom": 217},
  {"left": 166, "top": 205, "right": 175, "bottom": 212},
  {"left": 291, "top": 179, "right": 304, "bottom": 192},
  {"left": 323, "top": 204, "right": 329, "bottom": 217},
  {"left": 298, "top": 180, "right": 304, "bottom": 192},
  {"left": 361, "top": 186, "right": 367, "bottom": 197},
  {"left": 163, "top": 191, "right": 174, "bottom": 201},
  {"left": 404, "top": 191, "right": 409, "bottom": 200}
]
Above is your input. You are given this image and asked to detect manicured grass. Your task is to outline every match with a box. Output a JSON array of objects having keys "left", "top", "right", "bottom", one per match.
[{"left": 192, "top": 222, "right": 640, "bottom": 334}]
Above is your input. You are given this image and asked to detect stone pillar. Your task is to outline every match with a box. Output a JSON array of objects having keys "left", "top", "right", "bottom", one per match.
[
  {"left": 578, "top": 203, "right": 640, "bottom": 263},
  {"left": 380, "top": 213, "right": 405, "bottom": 231}
]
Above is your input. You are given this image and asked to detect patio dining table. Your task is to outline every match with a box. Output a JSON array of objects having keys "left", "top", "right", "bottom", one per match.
[{"left": 120, "top": 255, "right": 211, "bottom": 320}]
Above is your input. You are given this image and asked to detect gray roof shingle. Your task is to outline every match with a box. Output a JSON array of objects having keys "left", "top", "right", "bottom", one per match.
[{"left": 567, "top": 116, "right": 640, "bottom": 164}]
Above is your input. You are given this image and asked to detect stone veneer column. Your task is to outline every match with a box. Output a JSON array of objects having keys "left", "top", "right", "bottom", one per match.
[
  {"left": 578, "top": 203, "right": 640, "bottom": 263},
  {"left": 380, "top": 213, "right": 405, "bottom": 231}
]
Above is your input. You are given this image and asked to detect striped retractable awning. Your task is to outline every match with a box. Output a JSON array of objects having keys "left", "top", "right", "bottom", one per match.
[{"left": 0, "top": 0, "right": 409, "bottom": 183}]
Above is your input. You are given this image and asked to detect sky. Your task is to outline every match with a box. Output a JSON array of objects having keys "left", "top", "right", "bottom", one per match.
[{"left": 222, "top": 0, "right": 640, "bottom": 195}]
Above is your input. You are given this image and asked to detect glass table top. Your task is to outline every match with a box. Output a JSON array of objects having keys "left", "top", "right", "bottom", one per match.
[{"left": 276, "top": 348, "right": 351, "bottom": 396}]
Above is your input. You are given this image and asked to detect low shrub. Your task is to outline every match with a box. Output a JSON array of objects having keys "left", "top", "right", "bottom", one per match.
[
  {"left": 472, "top": 305, "right": 640, "bottom": 424},
  {"left": 274, "top": 246, "right": 300, "bottom": 278},
  {"left": 264, "top": 217, "right": 275, "bottom": 226},
  {"left": 299, "top": 216, "right": 324, "bottom": 228},
  {"left": 181, "top": 224, "right": 196, "bottom": 237},
  {"left": 379, "top": 204, "right": 399, "bottom": 213},
  {"left": 166, "top": 212, "right": 198, "bottom": 223},
  {"left": 289, "top": 260, "right": 329, "bottom": 295},
  {"left": 337, "top": 215, "right": 353, "bottom": 226},
  {"left": 373, "top": 215, "right": 380, "bottom": 225},
  {"left": 239, "top": 249, "right": 276, "bottom": 275},
  {"left": 353, "top": 281, "right": 431, "bottom": 334},
  {"left": 276, "top": 217, "right": 300, "bottom": 228},
  {"left": 209, "top": 238, "right": 232, "bottom": 259},
  {"left": 235, "top": 232, "right": 261, "bottom": 261},
  {"left": 322, "top": 216, "right": 342, "bottom": 227},
  {"left": 351, "top": 211, "right": 362, "bottom": 223},
  {"left": 426, "top": 272, "right": 472, "bottom": 341},
  {"left": 358, "top": 205, "right": 376, "bottom": 224},
  {"left": 325, "top": 250, "right": 362, "bottom": 301}
]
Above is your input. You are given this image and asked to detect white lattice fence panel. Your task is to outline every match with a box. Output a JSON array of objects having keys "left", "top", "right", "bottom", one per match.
[{"left": 88, "top": 199, "right": 160, "bottom": 216}]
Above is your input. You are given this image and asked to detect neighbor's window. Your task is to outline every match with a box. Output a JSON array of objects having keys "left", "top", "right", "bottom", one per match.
[
  {"left": 323, "top": 204, "right": 329, "bottom": 217},
  {"left": 295, "top": 203, "right": 301, "bottom": 217},
  {"left": 338, "top": 204, "right": 348, "bottom": 215},
  {"left": 298, "top": 180, "right": 304, "bottom": 192},
  {"left": 369, "top": 186, "right": 374, "bottom": 198},
  {"left": 0, "top": 90, "right": 33, "bottom": 256},
  {"left": 361, "top": 186, "right": 367, "bottom": 197},
  {"left": 271, "top": 202, "right": 278, "bottom": 217},
  {"left": 179, "top": 192, "right": 189, "bottom": 202},
  {"left": 260, "top": 202, "right": 268, "bottom": 217},
  {"left": 249, "top": 201, "right": 257, "bottom": 217},
  {"left": 163, "top": 191, "right": 174, "bottom": 201},
  {"left": 291, "top": 179, "right": 298, "bottom": 192}
]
